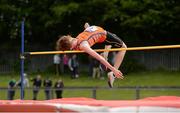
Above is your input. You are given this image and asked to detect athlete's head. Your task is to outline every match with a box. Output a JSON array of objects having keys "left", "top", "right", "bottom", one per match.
[{"left": 56, "top": 35, "right": 72, "bottom": 51}]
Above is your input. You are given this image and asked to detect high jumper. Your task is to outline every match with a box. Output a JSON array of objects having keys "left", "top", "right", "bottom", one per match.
[{"left": 56, "top": 23, "right": 127, "bottom": 88}]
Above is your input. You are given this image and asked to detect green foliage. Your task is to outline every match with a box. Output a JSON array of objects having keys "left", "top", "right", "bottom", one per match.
[
  {"left": 0, "top": 0, "right": 179, "bottom": 49},
  {"left": 52, "top": 2, "right": 79, "bottom": 18}
]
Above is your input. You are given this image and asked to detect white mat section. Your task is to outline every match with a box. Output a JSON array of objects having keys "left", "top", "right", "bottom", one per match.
[
  {"left": 44, "top": 103, "right": 109, "bottom": 112},
  {"left": 44, "top": 103, "right": 180, "bottom": 113},
  {"left": 110, "top": 107, "right": 180, "bottom": 113}
]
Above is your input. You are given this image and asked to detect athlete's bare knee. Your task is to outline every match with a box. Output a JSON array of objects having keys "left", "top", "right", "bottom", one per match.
[
  {"left": 122, "top": 43, "right": 127, "bottom": 48},
  {"left": 117, "top": 43, "right": 127, "bottom": 53}
]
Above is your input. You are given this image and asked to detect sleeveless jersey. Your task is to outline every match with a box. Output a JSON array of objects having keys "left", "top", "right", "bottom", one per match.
[{"left": 72, "top": 26, "right": 107, "bottom": 50}]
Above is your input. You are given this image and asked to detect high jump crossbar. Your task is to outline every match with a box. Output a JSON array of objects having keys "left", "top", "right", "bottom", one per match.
[{"left": 26, "top": 44, "right": 180, "bottom": 55}]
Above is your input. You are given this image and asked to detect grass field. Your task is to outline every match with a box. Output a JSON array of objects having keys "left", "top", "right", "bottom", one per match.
[{"left": 0, "top": 70, "right": 180, "bottom": 100}]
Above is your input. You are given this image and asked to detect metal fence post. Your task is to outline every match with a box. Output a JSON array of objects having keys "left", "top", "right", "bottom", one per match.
[
  {"left": 135, "top": 86, "right": 140, "bottom": 99},
  {"left": 92, "top": 88, "right": 97, "bottom": 99},
  {"left": 51, "top": 88, "right": 54, "bottom": 99}
]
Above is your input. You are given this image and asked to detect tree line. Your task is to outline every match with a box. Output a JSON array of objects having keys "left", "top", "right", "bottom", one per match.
[{"left": 0, "top": 0, "right": 179, "bottom": 50}]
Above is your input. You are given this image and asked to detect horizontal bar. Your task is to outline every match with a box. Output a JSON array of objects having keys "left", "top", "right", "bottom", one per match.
[{"left": 28, "top": 44, "right": 180, "bottom": 55}]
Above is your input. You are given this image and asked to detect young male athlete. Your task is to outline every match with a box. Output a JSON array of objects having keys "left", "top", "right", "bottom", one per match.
[{"left": 56, "top": 23, "right": 127, "bottom": 88}]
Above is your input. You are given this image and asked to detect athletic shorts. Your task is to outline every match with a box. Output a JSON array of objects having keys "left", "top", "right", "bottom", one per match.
[{"left": 101, "top": 31, "right": 124, "bottom": 48}]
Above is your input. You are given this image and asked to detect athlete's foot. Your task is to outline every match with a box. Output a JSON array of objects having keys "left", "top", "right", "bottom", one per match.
[{"left": 107, "top": 72, "right": 115, "bottom": 88}]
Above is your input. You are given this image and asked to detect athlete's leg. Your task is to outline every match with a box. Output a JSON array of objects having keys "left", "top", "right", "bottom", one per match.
[
  {"left": 103, "top": 45, "right": 112, "bottom": 61},
  {"left": 113, "top": 42, "right": 127, "bottom": 69},
  {"left": 105, "top": 31, "right": 126, "bottom": 70},
  {"left": 99, "top": 45, "right": 112, "bottom": 71},
  {"left": 104, "top": 32, "right": 126, "bottom": 88}
]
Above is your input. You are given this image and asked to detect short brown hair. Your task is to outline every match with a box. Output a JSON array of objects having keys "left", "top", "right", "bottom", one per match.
[{"left": 56, "top": 35, "right": 72, "bottom": 51}]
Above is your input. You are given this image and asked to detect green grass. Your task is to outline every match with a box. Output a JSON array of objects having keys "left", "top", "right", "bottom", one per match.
[{"left": 0, "top": 71, "right": 180, "bottom": 100}]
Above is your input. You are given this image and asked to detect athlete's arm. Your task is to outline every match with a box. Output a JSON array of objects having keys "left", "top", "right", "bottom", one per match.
[{"left": 79, "top": 41, "right": 123, "bottom": 79}]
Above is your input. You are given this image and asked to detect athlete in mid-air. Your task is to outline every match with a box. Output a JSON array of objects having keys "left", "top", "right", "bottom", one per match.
[{"left": 56, "top": 23, "right": 127, "bottom": 88}]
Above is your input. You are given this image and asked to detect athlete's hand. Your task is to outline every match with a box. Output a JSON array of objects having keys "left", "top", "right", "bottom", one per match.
[{"left": 112, "top": 68, "right": 124, "bottom": 79}]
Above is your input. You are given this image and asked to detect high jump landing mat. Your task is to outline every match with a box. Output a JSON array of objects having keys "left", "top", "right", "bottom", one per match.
[{"left": 0, "top": 96, "right": 180, "bottom": 112}]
